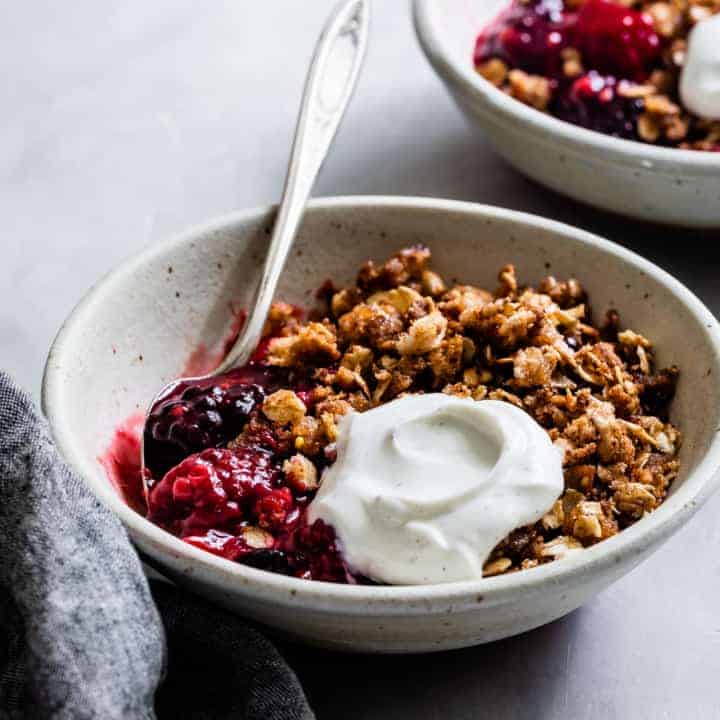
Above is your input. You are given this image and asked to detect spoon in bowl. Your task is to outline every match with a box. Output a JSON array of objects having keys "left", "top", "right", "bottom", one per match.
[{"left": 140, "top": 0, "right": 370, "bottom": 488}]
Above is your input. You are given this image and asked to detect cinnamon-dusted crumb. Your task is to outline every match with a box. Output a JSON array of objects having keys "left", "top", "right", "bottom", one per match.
[
  {"left": 282, "top": 454, "right": 319, "bottom": 493},
  {"left": 232, "top": 246, "right": 680, "bottom": 577},
  {"left": 268, "top": 322, "right": 340, "bottom": 366},
  {"left": 262, "top": 390, "right": 307, "bottom": 427}
]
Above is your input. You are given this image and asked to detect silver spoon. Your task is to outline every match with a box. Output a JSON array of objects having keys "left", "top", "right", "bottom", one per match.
[{"left": 141, "top": 0, "right": 370, "bottom": 487}]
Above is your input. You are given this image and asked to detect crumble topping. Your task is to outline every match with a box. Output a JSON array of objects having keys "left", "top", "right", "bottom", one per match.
[{"left": 219, "top": 245, "right": 681, "bottom": 578}]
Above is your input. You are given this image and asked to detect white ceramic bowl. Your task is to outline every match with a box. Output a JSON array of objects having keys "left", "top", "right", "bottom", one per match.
[
  {"left": 43, "top": 197, "right": 720, "bottom": 653},
  {"left": 413, "top": 0, "right": 720, "bottom": 228}
]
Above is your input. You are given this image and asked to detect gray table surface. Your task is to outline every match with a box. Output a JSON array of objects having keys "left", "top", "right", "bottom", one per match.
[{"left": 3, "top": 2, "right": 719, "bottom": 718}]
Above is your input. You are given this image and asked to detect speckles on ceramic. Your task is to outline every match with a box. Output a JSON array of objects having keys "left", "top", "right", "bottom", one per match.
[
  {"left": 42, "top": 197, "right": 720, "bottom": 653},
  {"left": 413, "top": 0, "right": 720, "bottom": 228}
]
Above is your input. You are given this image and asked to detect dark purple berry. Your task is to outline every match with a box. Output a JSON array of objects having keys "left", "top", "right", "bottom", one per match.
[
  {"left": 474, "top": 0, "right": 572, "bottom": 79},
  {"left": 144, "top": 365, "right": 287, "bottom": 478},
  {"left": 553, "top": 72, "right": 644, "bottom": 140}
]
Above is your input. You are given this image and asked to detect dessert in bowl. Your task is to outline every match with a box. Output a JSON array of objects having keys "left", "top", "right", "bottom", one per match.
[
  {"left": 414, "top": 0, "right": 720, "bottom": 226},
  {"left": 43, "top": 197, "right": 720, "bottom": 652}
]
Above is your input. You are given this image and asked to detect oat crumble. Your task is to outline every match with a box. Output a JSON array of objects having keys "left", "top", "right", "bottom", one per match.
[{"left": 235, "top": 245, "right": 681, "bottom": 578}]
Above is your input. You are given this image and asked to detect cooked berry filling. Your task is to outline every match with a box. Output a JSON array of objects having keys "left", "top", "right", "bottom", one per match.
[
  {"left": 553, "top": 72, "right": 646, "bottom": 139},
  {"left": 147, "top": 443, "right": 355, "bottom": 583},
  {"left": 474, "top": 0, "right": 720, "bottom": 149}
]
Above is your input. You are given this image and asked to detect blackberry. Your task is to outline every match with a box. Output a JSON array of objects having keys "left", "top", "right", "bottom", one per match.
[
  {"left": 553, "top": 72, "right": 644, "bottom": 140},
  {"left": 144, "top": 365, "right": 287, "bottom": 478},
  {"left": 474, "top": 0, "right": 572, "bottom": 80},
  {"left": 243, "top": 549, "right": 292, "bottom": 574}
]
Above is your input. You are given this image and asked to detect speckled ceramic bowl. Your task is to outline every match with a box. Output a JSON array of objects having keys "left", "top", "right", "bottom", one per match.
[
  {"left": 413, "top": 0, "right": 720, "bottom": 228},
  {"left": 43, "top": 197, "right": 720, "bottom": 653}
]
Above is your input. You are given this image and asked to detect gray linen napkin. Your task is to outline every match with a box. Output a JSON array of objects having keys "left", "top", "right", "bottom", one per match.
[{"left": 0, "top": 371, "right": 314, "bottom": 720}]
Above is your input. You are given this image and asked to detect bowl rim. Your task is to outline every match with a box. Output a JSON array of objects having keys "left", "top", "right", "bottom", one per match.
[
  {"left": 413, "top": 0, "right": 720, "bottom": 175},
  {"left": 42, "top": 195, "right": 720, "bottom": 613}
]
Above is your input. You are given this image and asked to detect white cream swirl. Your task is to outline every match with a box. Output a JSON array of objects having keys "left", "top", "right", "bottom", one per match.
[
  {"left": 680, "top": 14, "right": 720, "bottom": 120},
  {"left": 308, "top": 394, "right": 563, "bottom": 585}
]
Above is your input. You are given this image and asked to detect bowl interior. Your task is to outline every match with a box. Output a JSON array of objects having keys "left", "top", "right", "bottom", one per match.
[{"left": 45, "top": 198, "right": 720, "bottom": 589}]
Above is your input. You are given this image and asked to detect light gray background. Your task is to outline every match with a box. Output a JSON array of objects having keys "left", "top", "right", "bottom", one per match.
[{"left": 2, "top": 2, "right": 719, "bottom": 718}]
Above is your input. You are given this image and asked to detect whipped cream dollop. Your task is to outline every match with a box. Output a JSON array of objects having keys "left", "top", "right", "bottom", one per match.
[
  {"left": 308, "top": 394, "right": 563, "bottom": 585},
  {"left": 680, "top": 14, "right": 720, "bottom": 120}
]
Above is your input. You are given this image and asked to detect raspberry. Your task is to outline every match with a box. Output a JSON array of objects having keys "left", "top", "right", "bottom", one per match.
[
  {"left": 276, "top": 519, "right": 355, "bottom": 583},
  {"left": 147, "top": 446, "right": 282, "bottom": 536},
  {"left": 553, "top": 72, "right": 644, "bottom": 139},
  {"left": 144, "top": 364, "right": 287, "bottom": 478},
  {"left": 255, "top": 488, "right": 295, "bottom": 531},
  {"left": 153, "top": 452, "right": 355, "bottom": 581},
  {"left": 574, "top": 0, "right": 661, "bottom": 82}
]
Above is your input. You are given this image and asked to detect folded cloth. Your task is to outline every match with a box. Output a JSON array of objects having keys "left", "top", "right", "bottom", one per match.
[{"left": 0, "top": 371, "right": 314, "bottom": 720}]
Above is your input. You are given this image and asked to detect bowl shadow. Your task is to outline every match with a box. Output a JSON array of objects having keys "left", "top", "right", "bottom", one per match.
[{"left": 282, "top": 609, "right": 585, "bottom": 720}]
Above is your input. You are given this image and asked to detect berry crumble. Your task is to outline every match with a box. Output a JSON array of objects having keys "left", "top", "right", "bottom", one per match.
[
  {"left": 108, "top": 246, "right": 681, "bottom": 583},
  {"left": 474, "top": 0, "right": 720, "bottom": 150}
]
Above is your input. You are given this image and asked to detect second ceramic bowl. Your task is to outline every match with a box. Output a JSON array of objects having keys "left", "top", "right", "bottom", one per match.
[{"left": 414, "top": 0, "right": 720, "bottom": 227}]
